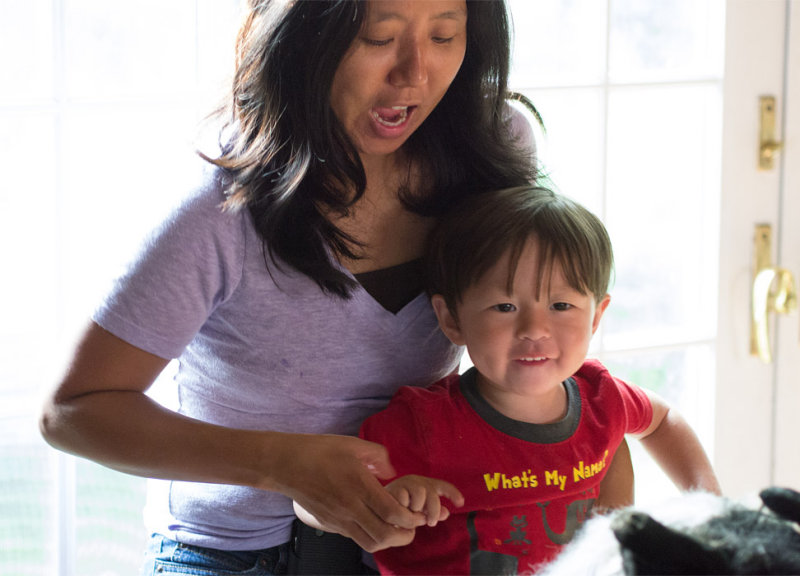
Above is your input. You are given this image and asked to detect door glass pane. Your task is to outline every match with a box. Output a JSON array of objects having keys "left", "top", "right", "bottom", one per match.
[
  {"left": 514, "top": 87, "right": 606, "bottom": 218},
  {"left": 509, "top": 0, "right": 607, "bottom": 87},
  {"left": 59, "top": 106, "right": 202, "bottom": 331},
  {"left": 0, "top": 115, "right": 60, "bottom": 576},
  {"left": 604, "top": 84, "right": 721, "bottom": 348},
  {"left": 0, "top": 442, "right": 55, "bottom": 576},
  {"left": 0, "top": 113, "right": 59, "bottom": 395},
  {"left": 196, "top": 0, "right": 243, "bottom": 108},
  {"left": 63, "top": 0, "right": 196, "bottom": 102},
  {"left": 609, "top": 0, "right": 725, "bottom": 83},
  {"left": 75, "top": 461, "right": 147, "bottom": 576},
  {"left": 0, "top": 0, "right": 54, "bottom": 104}
]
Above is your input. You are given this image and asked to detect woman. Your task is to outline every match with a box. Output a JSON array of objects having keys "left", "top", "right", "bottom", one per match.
[{"left": 39, "top": 1, "right": 629, "bottom": 573}]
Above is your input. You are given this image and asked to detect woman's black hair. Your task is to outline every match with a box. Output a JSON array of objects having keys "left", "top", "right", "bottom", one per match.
[{"left": 207, "top": 0, "right": 537, "bottom": 297}]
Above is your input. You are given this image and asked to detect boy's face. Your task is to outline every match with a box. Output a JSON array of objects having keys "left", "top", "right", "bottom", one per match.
[{"left": 432, "top": 238, "right": 610, "bottom": 422}]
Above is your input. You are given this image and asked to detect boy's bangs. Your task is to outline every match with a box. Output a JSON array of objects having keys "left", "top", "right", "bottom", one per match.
[{"left": 512, "top": 237, "right": 592, "bottom": 301}]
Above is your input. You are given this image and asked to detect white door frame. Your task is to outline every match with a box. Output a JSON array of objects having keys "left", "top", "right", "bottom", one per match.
[{"left": 715, "top": 0, "right": 799, "bottom": 496}]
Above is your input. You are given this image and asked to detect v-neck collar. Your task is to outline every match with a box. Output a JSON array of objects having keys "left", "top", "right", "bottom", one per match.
[
  {"left": 353, "top": 259, "right": 425, "bottom": 314},
  {"left": 331, "top": 254, "right": 432, "bottom": 323}
]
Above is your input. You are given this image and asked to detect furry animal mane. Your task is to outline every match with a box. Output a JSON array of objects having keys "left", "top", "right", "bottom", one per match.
[{"left": 536, "top": 487, "right": 800, "bottom": 575}]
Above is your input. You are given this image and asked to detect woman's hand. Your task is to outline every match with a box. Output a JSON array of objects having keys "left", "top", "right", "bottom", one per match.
[
  {"left": 292, "top": 469, "right": 464, "bottom": 550},
  {"left": 275, "top": 435, "right": 450, "bottom": 552}
]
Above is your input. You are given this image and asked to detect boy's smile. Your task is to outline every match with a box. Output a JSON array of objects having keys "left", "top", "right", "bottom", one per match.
[{"left": 432, "top": 237, "right": 610, "bottom": 424}]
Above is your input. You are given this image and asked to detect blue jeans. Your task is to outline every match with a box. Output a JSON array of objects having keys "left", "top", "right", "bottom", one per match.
[{"left": 141, "top": 534, "right": 289, "bottom": 576}]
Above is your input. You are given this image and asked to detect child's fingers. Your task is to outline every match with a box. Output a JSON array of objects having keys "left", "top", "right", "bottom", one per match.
[
  {"left": 426, "top": 480, "right": 465, "bottom": 525},
  {"left": 435, "top": 480, "right": 465, "bottom": 509},
  {"left": 395, "top": 488, "right": 411, "bottom": 509},
  {"left": 386, "top": 475, "right": 465, "bottom": 527},
  {"left": 424, "top": 491, "right": 444, "bottom": 526},
  {"left": 406, "top": 483, "right": 429, "bottom": 513}
]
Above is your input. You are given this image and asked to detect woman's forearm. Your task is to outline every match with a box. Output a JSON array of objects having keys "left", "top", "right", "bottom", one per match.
[
  {"left": 40, "top": 321, "right": 276, "bottom": 488},
  {"left": 40, "top": 389, "right": 275, "bottom": 488}
]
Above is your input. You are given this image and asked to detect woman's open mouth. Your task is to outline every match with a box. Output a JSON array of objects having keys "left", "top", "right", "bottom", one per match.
[{"left": 371, "top": 106, "right": 415, "bottom": 128}]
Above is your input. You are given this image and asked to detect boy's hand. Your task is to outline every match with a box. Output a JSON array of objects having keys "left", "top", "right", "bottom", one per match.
[
  {"left": 386, "top": 475, "right": 465, "bottom": 527},
  {"left": 280, "top": 434, "right": 428, "bottom": 552}
]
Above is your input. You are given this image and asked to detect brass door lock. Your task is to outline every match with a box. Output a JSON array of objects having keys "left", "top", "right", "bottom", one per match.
[{"left": 759, "top": 96, "right": 784, "bottom": 170}]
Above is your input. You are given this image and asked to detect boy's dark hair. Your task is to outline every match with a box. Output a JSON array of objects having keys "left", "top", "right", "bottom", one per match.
[
  {"left": 206, "top": 0, "right": 536, "bottom": 298},
  {"left": 426, "top": 186, "right": 614, "bottom": 315}
]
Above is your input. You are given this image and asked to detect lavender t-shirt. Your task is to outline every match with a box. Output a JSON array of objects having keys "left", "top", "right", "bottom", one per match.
[{"left": 93, "top": 167, "right": 462, "bottom": 550}]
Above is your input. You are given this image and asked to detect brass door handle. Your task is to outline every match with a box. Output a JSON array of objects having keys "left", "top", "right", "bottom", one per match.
[
  {"left": 751, "top": 266, "right": 797, "bottom": 363},
  {"left": 750, "top": 224, "right": 798, "bottom": 363}
]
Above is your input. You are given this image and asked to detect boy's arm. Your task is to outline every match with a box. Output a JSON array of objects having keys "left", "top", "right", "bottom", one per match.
[{"left": 634, "top": 390, "right": 722, "bottom": 494}]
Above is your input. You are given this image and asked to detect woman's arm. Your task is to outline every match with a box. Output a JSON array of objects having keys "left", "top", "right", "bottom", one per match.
[
  {"left": 40, "top": 321, "right": 427, "bottom": 552},
  {"left": 635, "top": 390, "right": 721, "bottom": 495}
]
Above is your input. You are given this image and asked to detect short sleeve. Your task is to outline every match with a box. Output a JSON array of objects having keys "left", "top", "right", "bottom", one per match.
[
  {"left": 615, "top": 377, "right": 653, "bottom": 435},
  {"left": 92, "top": 169, "right": 247, "bottom": 359},
  {"left": 578, "top": 359, "right": 653, "bottom": 436}
]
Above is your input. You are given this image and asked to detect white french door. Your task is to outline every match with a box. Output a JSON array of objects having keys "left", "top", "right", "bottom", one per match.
[{"left": 715, "top": 0, "right": 800, "bottom": 496}]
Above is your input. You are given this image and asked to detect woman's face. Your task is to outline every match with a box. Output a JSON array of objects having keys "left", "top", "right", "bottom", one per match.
[{"left": 330, "top": 0, "right": 468, "bottom": 164}]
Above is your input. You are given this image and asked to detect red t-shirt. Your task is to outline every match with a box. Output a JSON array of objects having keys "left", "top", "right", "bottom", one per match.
[{"left": 360, "top": 359, "right": 652, "bottom": 575}]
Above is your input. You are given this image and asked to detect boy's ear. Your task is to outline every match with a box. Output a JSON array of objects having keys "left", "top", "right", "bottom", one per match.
[
  {"left": 431, "top": 294, "right": 466, "bottom": 346},
  {"left": 592, "top": 294, "right": 611, "bottom": 334}
]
